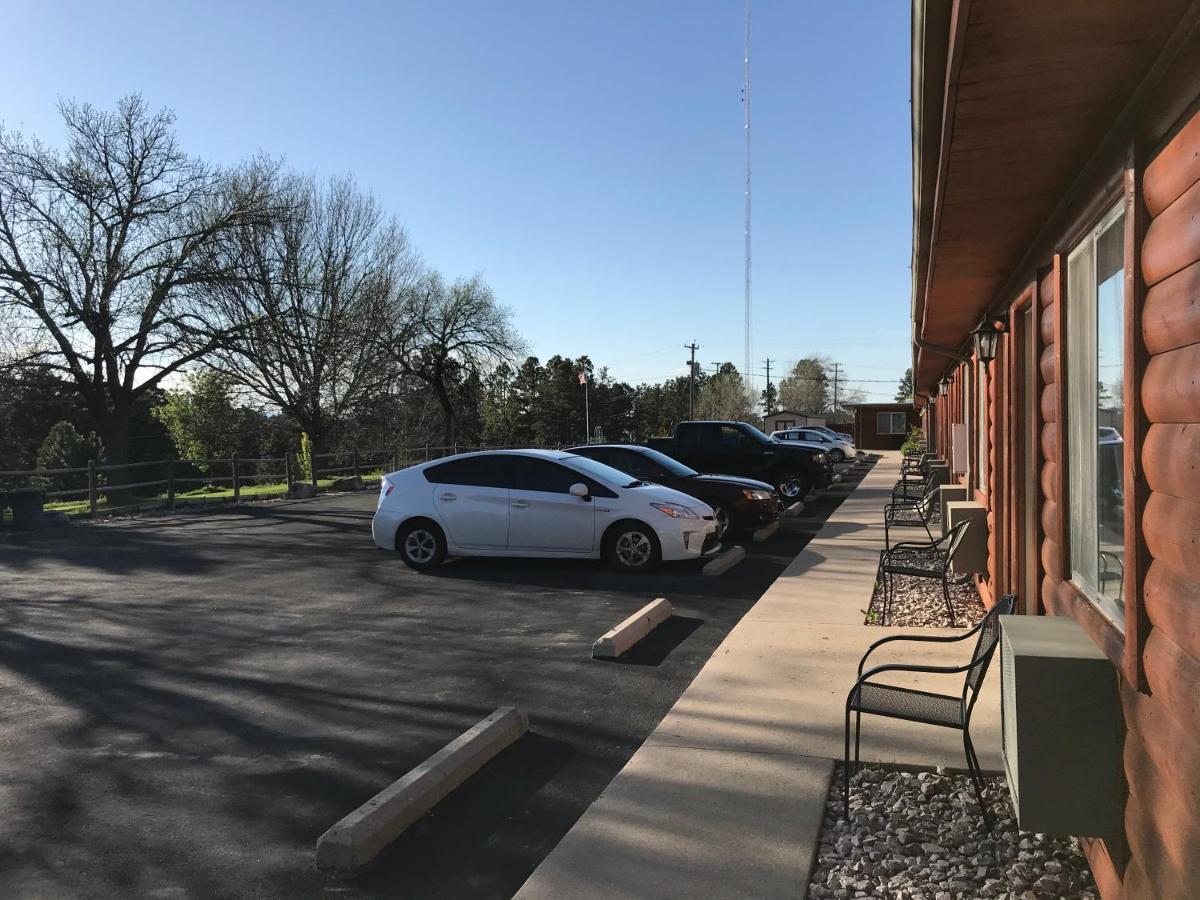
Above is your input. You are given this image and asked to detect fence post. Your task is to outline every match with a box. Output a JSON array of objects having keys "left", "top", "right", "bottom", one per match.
[
  {"left": 88, "top": 459, "right": 98, "bottom": 516},
  {"left": 284, "top": 452, "right": 293, "bottom": 489},
  {"left": 424, "top": 443, "right": 430, "bottom": 462},
  {"left": 391, "top": 449, "right": 398, "bottom": 473},
  {"left": 352, "top": 448, "right": 360, "bottom": 479},
  {"left": 232, "top": 454, "right": 240, "bottom": 503},
  {"left": 167, "top": 457, "right": 176, "bottom": 511},
  {"left": 311, "top": 442, "right": 319, "bottom": 489}
]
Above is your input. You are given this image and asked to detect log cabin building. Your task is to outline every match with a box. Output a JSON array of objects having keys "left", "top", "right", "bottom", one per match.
[{"left": 910, "top": 2, "right": 1200, "bottom": 897}]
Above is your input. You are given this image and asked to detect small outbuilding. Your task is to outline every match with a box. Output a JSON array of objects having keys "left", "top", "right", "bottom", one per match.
[
  {"left": 763, "top": 409, "right": 824, "bottom": 433},
  {"left": 850, "top": 402, "right": 917, "bottom": 450}
]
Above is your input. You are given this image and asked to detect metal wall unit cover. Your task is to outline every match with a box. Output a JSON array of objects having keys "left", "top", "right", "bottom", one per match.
[{"left": 999, "top": 615, "right": 1123, "bottom": 838}]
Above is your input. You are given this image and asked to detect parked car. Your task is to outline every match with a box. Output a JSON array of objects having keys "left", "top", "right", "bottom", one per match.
[
  {"left": 772, "top": 426, "right": 857, "bottom": 463},
  {"left": 646, "top": 420, "right": 831, "bottom": 501},
  {"left": 373, "top": 449, "right": 720, "bottom": 573},
  {"left": 568, "top": 443, "right": 780, "bottom": 540}
]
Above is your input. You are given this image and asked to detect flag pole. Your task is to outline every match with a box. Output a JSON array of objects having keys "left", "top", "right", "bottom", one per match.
[{"left": 584, "top": 377, "right": 590, "bottom": 442}]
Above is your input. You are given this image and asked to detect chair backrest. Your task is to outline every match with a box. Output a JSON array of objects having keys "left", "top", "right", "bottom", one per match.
[
  {"left": 938, "top": 519, "right": 971, "bottom": 570},
  {"left": 919, "top": 480, "right": 939, "bottom": 517},
  {"left": 963, "top": 593, "right": 1016, "bottom": 715}
]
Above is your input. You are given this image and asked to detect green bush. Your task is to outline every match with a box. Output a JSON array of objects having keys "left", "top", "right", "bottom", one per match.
[
  {"left": 900, "top": 427, "right": 925, "bottom": 455},
  {"left": 35, "top": 421, "right": 104, "bottom": 491}
]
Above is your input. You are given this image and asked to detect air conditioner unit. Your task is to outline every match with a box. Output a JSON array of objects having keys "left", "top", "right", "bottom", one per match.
[{"left": 999, "top": 615, "right": 1123, "bottom": 837}]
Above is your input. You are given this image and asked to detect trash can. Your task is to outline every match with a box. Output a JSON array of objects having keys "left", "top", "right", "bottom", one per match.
[{"left": 9, "top": 487, "right": 46, "bottom": 531}]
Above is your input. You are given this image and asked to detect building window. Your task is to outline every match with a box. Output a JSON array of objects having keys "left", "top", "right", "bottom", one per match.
[
  {"left": 779, "top": 419, "right": 794, "bottom": 429},
  {"left": 1066, "top": 201, "right": 1125, "bottom": 627},
  {"left": 877, "top": 412, "right": 907, "bottom": 435}
]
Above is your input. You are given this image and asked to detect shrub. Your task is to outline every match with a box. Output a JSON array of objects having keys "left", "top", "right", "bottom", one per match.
[
  {"left": 900, "top": 426, "right": 925, "bottom": 455},
  {"left": 35, "top": 421, "right": 104, "bottom": 491}
]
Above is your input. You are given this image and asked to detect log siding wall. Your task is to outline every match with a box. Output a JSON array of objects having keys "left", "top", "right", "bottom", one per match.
[
  {"left": 925, "top": 104, "right": 1200, "bottom": 900},
  {"left": 1118, "top": 108, "right": 1200, "bottom": 900}
]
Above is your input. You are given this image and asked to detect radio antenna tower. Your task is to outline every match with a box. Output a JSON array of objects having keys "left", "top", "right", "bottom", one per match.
[{"left": 742, "top": 0, "right": 753, "bottom": 392}]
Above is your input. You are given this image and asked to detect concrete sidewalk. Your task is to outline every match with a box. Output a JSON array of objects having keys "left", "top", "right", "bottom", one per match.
[{"left": 514, "top": 453, "right": 1001, "bottom": 900}]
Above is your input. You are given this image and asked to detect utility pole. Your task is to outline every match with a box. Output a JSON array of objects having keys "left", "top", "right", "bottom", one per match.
[
  {"left": 831, "top": 362, "right": 840, "bottom": 419},
  {"left": 762, "top": 357, "right": 774, "bottom": 426},
  {"left": 742, "top": 0, "right": 753, "bottom": 395},
  {"left": 685, "top": 342, "right": 699, "bottom": 420}
]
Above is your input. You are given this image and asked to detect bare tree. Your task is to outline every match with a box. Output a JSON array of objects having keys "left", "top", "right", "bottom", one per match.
[
  {"left": 393, "top": 271, "right": 522, "bottom": 446},
  {"left": 206, "top": 174, "right": 416, "bottom": 456},
  {"left": 0, "top": 95, "right": 273, "bottom": 471}
]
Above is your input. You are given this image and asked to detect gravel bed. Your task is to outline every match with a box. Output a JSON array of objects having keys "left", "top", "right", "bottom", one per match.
[
  {"left": 810, "top": 765, "right": 1096, "bottom": 900},
  {"left": 866, "top": 549, "right": 985, "bottom": 628}
]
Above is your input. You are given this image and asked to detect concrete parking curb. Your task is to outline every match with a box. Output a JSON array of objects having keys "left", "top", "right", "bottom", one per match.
[
  {"left": 702, "top": 545, "right": 746, "bottom": 577},
  {"left": 315, "top": 706, "right": 529, "bottom": 873},
  {"left": 752, "top": 520, "right": 780, "bottom": 543},
  {"left": 592, "top": 598, "right": 673, "bottom": 659},
  {"left": 783, "top": 501, "right": 806, "bottom": 517}
]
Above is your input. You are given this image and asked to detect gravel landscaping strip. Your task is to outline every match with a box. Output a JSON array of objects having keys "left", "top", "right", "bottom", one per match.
[
  {"left": 866, "top": 549, "right": 985, "bottom": 629},
  {"left": 810, "top": 764, "right": 1096, "bottom": 900}
]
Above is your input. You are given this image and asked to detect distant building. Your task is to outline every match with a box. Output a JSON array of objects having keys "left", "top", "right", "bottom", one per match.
[
  {"left": 849, "top": 402, "right": 917, "bottom": 450},
  {"left": 763, "top": 409, "right": 824, "bottom": 433}
]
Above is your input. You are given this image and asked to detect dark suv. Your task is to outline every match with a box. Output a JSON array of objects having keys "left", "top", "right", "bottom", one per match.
[{"left": 568, "top": 444, "right": 780, "bottom": 540}]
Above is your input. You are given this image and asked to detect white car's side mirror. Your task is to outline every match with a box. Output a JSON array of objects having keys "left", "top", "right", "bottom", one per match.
[{"left": 569, "top": 483, "right": 590, "bottom": 498}]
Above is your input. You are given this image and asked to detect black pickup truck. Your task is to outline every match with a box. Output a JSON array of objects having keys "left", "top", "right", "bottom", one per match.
[{"left": 647, "top": 420, "right": 832, "bottom": 501}]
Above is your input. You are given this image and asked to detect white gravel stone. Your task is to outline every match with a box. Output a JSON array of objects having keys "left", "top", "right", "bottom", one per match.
[
  {"left": 807, "top": 765, "right": 1096, "bottom": 900},
  {"left": 867, "top": 548, "right": 986, "bottom": 629}
]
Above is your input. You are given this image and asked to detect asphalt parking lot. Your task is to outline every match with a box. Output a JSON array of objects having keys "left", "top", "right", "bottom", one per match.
[{"left": 0, "top": 460, "right": 872, "bottom": 899}]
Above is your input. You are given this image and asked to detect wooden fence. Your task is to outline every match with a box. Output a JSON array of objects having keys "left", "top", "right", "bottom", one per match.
[{"left": 0, "top": 442, "right": 564, "bottom": 518}]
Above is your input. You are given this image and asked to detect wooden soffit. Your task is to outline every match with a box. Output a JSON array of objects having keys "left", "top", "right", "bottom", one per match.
[{"left": 911, "top": 0, "right": 1194, "bottom": 392}]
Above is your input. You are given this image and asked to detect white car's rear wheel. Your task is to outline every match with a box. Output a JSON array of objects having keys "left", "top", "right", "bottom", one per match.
[
  {"left": 398, "top": 520, "right": 446, "bottom": 570},
  {"left": 605, "top": 522, "right": 661, "bottom": 573},
  {"left": 828, "top": 448, "right": 845, "bottom": 464}
]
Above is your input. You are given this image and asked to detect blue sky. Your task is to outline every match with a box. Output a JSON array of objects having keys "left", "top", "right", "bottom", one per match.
[{"left": 4, "top": 1, "right": 912, "bottom": 400}]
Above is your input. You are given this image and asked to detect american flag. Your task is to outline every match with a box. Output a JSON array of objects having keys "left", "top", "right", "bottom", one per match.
[{"left": 578, "top": 372, "right": 588, "bottom": 385}]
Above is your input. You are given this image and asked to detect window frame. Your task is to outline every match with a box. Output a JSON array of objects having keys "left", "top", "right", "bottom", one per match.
[
  {"left": 1065, "top": 198, "right": 1127, "bottom": 630},
  {"left": 876, "top": 411, "right": 907, "bottom": 435}
]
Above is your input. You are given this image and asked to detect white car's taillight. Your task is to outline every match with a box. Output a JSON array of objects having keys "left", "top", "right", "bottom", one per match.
[{"left": 381, "top": 478, "right": 395, "bottom": 498}]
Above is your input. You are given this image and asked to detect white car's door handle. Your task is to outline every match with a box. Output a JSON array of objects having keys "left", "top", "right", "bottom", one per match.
[
  {"left": 511, "top": 500, "right": 529, "bottom": 509},
  {"left": 439, "top": 492, "right": 457, "bottom": 501}
]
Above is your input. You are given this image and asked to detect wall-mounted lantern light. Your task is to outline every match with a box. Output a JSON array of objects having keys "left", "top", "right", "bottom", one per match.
[
  {"left": 939, "top": 373, "right": 952, "bottom": 394},
  {"left": 972, "top": 318, "right": 1005, "bottom": 369}
]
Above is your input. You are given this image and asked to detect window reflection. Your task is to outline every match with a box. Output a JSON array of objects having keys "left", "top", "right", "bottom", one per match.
[{"left": 1095, "top": 216, "right": 1124, "bottom": 608}]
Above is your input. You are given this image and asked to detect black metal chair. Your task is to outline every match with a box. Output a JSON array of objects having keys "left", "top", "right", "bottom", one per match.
[
  {"left": 893, "top": 456, "right": 932, "bottom": 500},
  {"left": 844, "top": 593, "right": 1015, "bottom": 829},
  {"left": 1100, "top": 550, "right": 1125, "bottom": 602},
  {"left": 877, "top": 520, "right": 970, "bottom": 627},
  {"left": 883, "top": 481, "right": 939, "bottom": 550}
]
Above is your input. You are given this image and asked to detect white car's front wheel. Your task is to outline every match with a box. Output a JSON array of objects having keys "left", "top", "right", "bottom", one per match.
[
  {"left": 605, "top": 521, "right": 661, "bottom": 573},
  {"left": 828, "top": 448, "right": 845, "bottom": 464}
]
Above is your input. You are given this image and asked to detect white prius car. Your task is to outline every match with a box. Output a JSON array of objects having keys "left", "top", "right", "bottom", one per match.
[
  {"left": 372, "top": 449, "right": 720, "bottom": 572},
  {"left": 771, "top": 427, "right": 857, "bottom": 463}
]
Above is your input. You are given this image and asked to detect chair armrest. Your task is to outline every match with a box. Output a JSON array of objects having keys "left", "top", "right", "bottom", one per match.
[
  {"left": 856, "top": 624, "right": 985, "bottom": 676},
  {"left": 853, "top": 661, "right": 972, "bottom": 690},
  {"left": 885, "top": 539, "right": 940, "bottom": 554}
]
